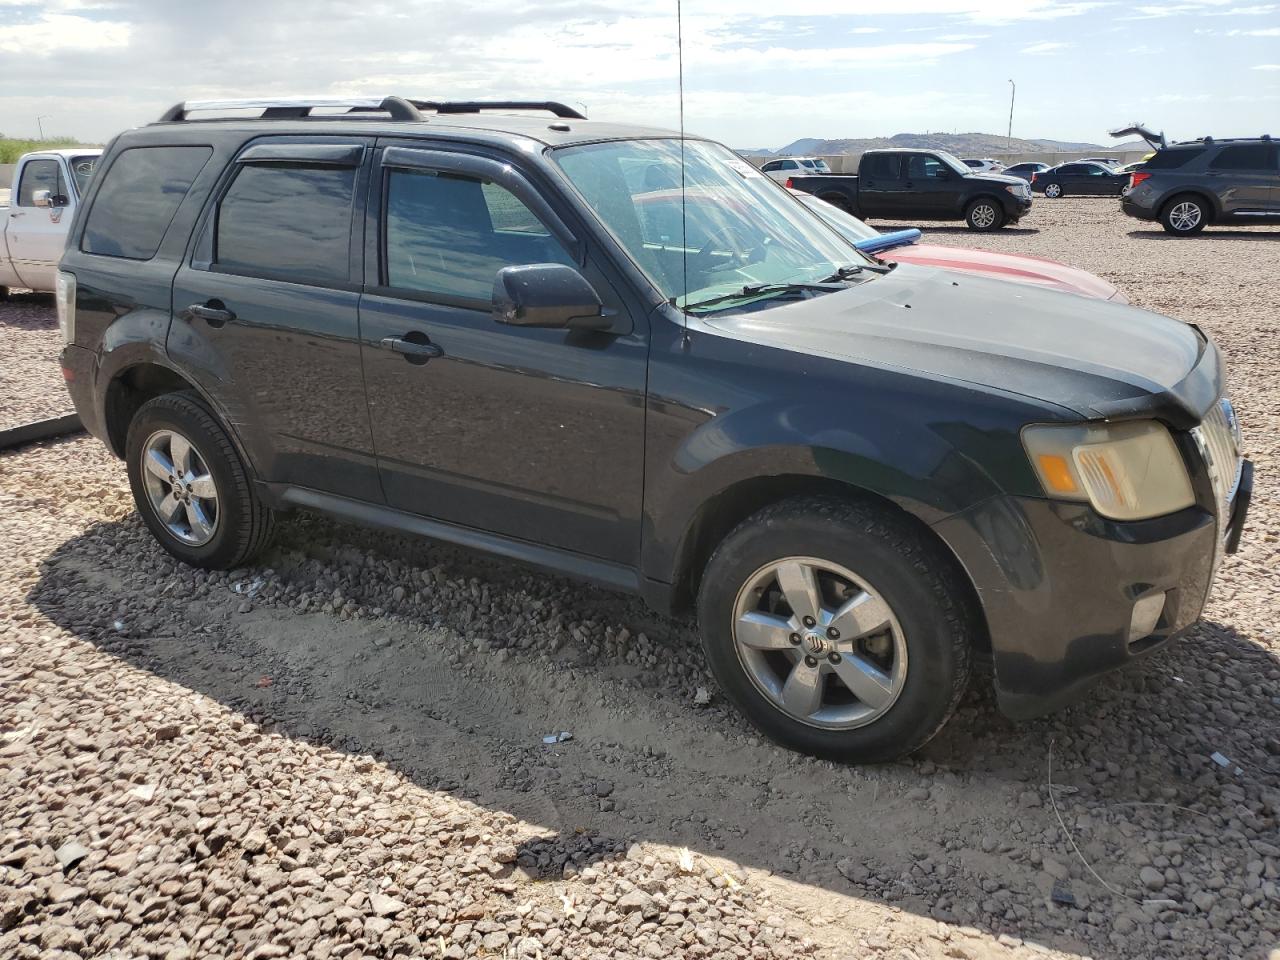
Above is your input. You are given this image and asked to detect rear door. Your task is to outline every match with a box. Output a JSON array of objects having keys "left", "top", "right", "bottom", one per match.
[
  {"left": 857, "top": 153, "right": 906, "bottom": 218},
  {"left": 5, "top": 156, "right": 71, "bottom": 289},
  {"left": 1206, "top": 142, "right": 1279, "bottom": 216},
  {"left": 169, "top": 137, "right": 380, "bottom": 499},
  {"left": 357, "top": 142, "right": 648, "bottom": 563}
]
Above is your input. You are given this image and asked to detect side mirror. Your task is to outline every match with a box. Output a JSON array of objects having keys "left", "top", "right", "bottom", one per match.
[
  {"left": 32, "top": 189, "right": 52, "bottom": 207},
  {"left": 492, "top": 263, "right": 608, "bottom": 331}
]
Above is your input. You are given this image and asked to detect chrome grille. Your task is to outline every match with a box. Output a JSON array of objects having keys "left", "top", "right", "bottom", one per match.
[{"left": 1192, "top": 397, "right": 1243, "bottom": 516}]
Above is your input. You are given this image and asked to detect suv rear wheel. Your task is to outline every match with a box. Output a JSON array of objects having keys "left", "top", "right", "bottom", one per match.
[
  {"left": 1161, "top": 195, "right": 1209, "bottom": 235},
  {"left": 696, "top": 496, "right": 973, "bottom": 763},
  {"left": 126, "top": 392, "right": 275, "bottom": 569},
  {"left": 965, "top": 199, "right": 1005, "bottom": 231}
]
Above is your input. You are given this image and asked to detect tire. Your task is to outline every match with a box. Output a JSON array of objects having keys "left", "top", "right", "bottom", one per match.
[
  {"left": 126, "top": 391, "right": 275, "bottom": 569},
  {"left": 696, "top": 496, "right": 974, "bottom": 763},
  {"left": 964, "top": 198, "right": 1005, "bottom": 232},
  {"left": 1161, "top": 194, "right": 1209, "bottom": 235},
  {"left": 1044, "top": 183, "right": 1063, "bottom": 198}
]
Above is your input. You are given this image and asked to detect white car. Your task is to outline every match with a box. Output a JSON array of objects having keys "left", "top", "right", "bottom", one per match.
[
  {"left": 759, "top": 156, "right": 832, "bottom": 182},
  {"left": 960, "top": 158, "right": 1005, "bottom": 174},
  {"left": 1, "top": 148, "right": 102, "bottom": 296}
]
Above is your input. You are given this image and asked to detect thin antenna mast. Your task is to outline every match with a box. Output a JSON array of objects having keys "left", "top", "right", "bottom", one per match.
[{"left": 677, "top": 0, "right": 689, "bottom": 341}]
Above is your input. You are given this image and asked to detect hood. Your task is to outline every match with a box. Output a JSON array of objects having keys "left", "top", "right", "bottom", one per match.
[
  {"left": 968, "top": 172, "right": 1026, "bottom": 187},
  {"left": 709, "top": 264, "right": 1210, "bottom": 420},
  {"left": 881, "top": 244, "right": 1124, "bottom": 302}
]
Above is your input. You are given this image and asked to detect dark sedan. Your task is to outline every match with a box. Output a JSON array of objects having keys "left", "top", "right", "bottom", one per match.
[
  {"left": 1031, "top": 161, "right": 1131, "bottom": 197},
  {"left": 1029, "top": 160, "right": 1131, "bottom": 195},
  {"left": 1003, "top": 161, "right": 1050, "bottom": 182}
]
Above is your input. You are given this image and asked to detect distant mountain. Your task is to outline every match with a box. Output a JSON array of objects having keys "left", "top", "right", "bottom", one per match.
[{"left": 743, "top": 132, "right": 1150, "bottom": 157}]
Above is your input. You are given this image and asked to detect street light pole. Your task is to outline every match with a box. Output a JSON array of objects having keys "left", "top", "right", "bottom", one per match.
[
  {"left": 37, "top": 115, "right": 51, "bottom": 140},
  {"left": 1006, "top": 80, "right": 1016, "bottom": 146}
]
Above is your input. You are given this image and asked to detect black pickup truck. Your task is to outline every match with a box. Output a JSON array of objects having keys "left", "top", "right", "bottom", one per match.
[{"left": 785, "top": 148, "right": 1033, "bottom": 231}]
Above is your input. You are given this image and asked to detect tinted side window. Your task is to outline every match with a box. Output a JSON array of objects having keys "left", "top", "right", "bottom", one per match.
[
  {"left": 83, "top": 146, "right": 212, "bottom": 260},
  {"left": 215, "top": 164, "right": 356, "bottom": 285},
  {"left": 1210, "top": 144, "right": 1277, "bottom": 171},
  {"left": 907, "top": 155, "right": 945, "bottom": 179},
  {"left": 16, "top": 159, "right": 65, "bottom": 206},
  {"left": 761, "top": 161, "right": 779, "bottom": 172},
  {"left": 863, "top": 154, "right": 902, "bottom": 179},
  {"left": 384, "top": 170, "right": 574, "bottom": 302},
  {"left": 1144, "top": 147, "right": 1204, "bottom": 170},
  {"left": 1057, "top": 165, "right": 1082, "bottom": 176}
]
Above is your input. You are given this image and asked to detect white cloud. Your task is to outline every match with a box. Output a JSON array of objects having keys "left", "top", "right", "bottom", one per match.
[
  {"left": 1021, "top": 41, "right": 1074, "bottom": 54},
  {"left": 1253, "top": 63, "right": 1280, "bottom": 69},
  {"left": 1228, "top": 25, "right": 1280, "bottom": 32},
  {"left": 0, "top": 12, "right": 131, "bottom": 53}
]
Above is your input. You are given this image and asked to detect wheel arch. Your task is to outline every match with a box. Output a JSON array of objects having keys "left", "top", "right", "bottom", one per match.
[
  {"left": 664, "top": 472, "right": 991, "bottom": 655},
  {"left": 1159, "top": 188, "right": 1220, "bottom": 222}
]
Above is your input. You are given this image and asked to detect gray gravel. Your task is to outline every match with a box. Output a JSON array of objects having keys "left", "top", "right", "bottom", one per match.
[
  {"left": 2, "top": 199, "right": 1278, "bottom": 960},
  {"left": 0, "top": 290, "right": 71, "bottom": 431}
]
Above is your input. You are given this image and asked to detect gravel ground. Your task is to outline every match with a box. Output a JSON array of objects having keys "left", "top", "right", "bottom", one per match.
[
  {"left": 2, "top": 199, "right": 1278, "bottom": 960},
  {"left": 0, "top": 290, "right": 69, "bottom": 431}
]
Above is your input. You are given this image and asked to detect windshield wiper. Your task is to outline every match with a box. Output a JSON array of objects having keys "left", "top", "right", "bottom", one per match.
[
  {"left": 821, "top": 261, "right": 895, "bottom": 281},
  {"left": 685, "top": 280, "right": 847, "bottom": 313}
]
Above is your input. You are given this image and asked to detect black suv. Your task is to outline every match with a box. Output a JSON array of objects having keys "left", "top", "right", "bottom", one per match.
[
  {"left": 58, "top": 96, "right": 1251, "bottom": 763},
  {"left": 1121, "top": 136, "right": 1280, "bottom": 234}
]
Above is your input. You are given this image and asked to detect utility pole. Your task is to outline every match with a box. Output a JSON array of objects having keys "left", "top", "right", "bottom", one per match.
[
  {"left": 1006, "top": 80, "right": 1016, "bottom": 146},
  {"left": 37, "top": 115, "right": 51, "bottom": 140}
]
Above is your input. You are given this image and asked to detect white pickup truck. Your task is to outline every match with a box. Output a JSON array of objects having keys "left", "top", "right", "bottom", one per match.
[{"left": 1, "top": 148, "right": 101, "bottom": 297}]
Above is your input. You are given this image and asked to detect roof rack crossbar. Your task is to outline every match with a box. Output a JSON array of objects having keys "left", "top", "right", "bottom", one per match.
[{"left": 158, "top": 96, "right": 423, "bottom": 122}]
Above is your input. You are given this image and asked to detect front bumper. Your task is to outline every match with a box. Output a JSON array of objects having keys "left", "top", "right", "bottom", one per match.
[
  {"left": 933, "top": 465, "right": 1252, "bottom": 719},
  {"left": 1005, "top": 195, "right": 1033, "bottom": 218}
]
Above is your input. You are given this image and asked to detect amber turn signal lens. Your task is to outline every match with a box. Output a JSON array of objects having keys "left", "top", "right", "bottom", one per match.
[{"left": 1036, "top": 454, "right": 1079, "bottom": 495}]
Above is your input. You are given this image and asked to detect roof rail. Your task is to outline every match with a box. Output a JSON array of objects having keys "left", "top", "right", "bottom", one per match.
[
  {"left": 158, "top": 97, "right": 422, "bottom": 122},
  {"left": 156, "top": 97, "right": 586, "bottom": 123}
]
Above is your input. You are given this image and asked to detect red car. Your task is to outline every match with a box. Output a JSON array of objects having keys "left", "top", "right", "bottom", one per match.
[{"left": 794, "top": 190, "right": 1127, "bottom": 303}]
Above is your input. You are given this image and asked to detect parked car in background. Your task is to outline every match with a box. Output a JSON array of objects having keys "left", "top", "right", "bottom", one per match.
[
  {"left": 59, "top": 95, "right": 1248, "bottom": 764},
  {"left": 1114, "top": 160, "right": 1145, "bottom": 177},
  {"left": 1, "top": 148, "right": 101, "bottom": 297},
  {"left": 1031, "top": 161, "right": 1130, "bottom": 198},
  {"left": 1003, "top": 161, "right": 1050, "bottom": 182},
  {"left": 1077, "top": 157, "right": 1121, "bottom": 167},
  {"left": 792, "top": 190, "right": 1127, "bottom": 301},
  {"left": 1122, "top": 136, "right": 1280, "bottom": 234},
  {"left": 760, "top": 156, "right": 831, "bottom": 182},
  {"left": 962, "top": 158, "right": 1005, "bottom": 173},
  {"left": 786, "top": 148, "right": 1032, "bottom": 231}
]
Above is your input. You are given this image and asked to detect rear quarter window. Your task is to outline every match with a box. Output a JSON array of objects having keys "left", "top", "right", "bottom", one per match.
[
  {"left": 1143, "top": 147, "right": 1206, "bottom": 170},
  {"left": 82, "top": 146, "right": 212, "bottom": 260}
]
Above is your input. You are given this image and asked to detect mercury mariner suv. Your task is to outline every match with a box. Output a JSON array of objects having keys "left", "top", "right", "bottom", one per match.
[{"left": 58, "top": 96, "right": 1252, "bottom": 763}]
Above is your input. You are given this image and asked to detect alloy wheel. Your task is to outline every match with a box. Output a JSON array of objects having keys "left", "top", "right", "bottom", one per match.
[
  {"left": 970, "top": 204, "right": 997, "bottom": 229},
  {"left": 1045, "top": 184, "right": 1062, "bottom": 198},
  {"left": 141, "top": 429, "right": 220, "bottom": 546},
  {"left": 731, "top": 556, "right": 908, "bottom": 729},
  {"left": 1169, "top": 201, "right": 1202, "bottom": 232}
]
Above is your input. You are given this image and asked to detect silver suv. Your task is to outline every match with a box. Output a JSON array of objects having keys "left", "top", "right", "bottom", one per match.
[{"left": 1121, "top": 136, "right": 1280, "bottom": 235}]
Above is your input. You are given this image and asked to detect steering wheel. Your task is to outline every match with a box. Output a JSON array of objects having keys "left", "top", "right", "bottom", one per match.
[{"left": 688, "top": 224, "right": 765, "bottom": 273}]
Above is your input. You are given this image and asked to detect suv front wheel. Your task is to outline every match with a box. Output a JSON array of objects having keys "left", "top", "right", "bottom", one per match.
[
  {"left": 126, "top": 391, "right": 275, "bottom": 569},
  {"left": 965, "top": 199, "right": 1005, "bottom": 231},
  {"left": 697, "top": 497, "right": 974, "bottom": 763},
  {"left": 1161, "top": 195, "right": 1209, "bottom": 235}
]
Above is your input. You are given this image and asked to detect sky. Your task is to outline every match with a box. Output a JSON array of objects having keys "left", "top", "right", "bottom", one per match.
[{"left": 1, "top": 0, "right": 1277, "bottom": 150}]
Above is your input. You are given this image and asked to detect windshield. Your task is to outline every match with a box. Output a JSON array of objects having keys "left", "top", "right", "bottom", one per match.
[
  {"left": 70, "top": 155, "right": 98, "bottom": 197},
  {"left": 814, "top": 159, "right": 831, "bottom": 173},
  {"left": 794, "top": 192, "right": 879, "bottom": 242},
  {"left": 554, "top": 139, "right": 869, "bottom": 309}
]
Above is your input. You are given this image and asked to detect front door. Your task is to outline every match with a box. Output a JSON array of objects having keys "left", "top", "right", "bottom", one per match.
[
  {"left": 6, "top": 157, "right": 71, "bottom": 290},
  {"left": 902, "top": 153, "right": 954, "bottom": 215},
  {"left": 169, "top": 137, "right": 379, "bottom": 499},
  {"left": 358, "top": 144, "right": 648, "bottom": 564}
]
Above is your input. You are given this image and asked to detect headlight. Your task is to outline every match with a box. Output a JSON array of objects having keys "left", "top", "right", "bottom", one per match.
[
  {"left": 55, "top": 270, "right": 77, "bottom": 345},
  {"left": 1022, "top": 420, "right": 1194, "bottom": 521},
  {"left": 1005, "top": 184, "right": 1028, "bottom": 197}
]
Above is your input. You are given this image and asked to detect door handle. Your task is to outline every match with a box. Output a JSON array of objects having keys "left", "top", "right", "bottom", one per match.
[
  {"left": 186, "top": 301, "right": 236, "bottom": 327},
  {"left": 381, "top": 334, "right": 443, "bottom": 363},
  {"left": 904, "top": 181, "right": 915, "bottom": 188}
]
